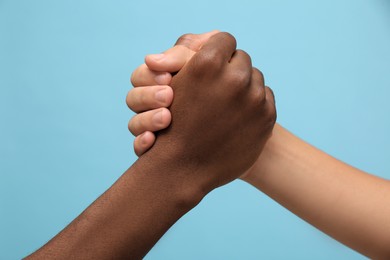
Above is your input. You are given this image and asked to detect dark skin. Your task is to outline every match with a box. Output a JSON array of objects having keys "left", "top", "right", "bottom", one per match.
[{"left": 26, "top": 32, "right": 276, "bottom": 259}]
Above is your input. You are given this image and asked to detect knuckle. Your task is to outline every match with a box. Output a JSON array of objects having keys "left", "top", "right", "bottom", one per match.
[
  {"left": 219, "top": 32, "right": 237, "bottom": 47},
  {"left": 197, "top": 49, "right": 223, "bottom": 67},
  {"left": 253, "top": 67, "right": 264, "bottom": 83},
  {"left": 190, "top": 51, "right": 224, "bottom": 77},
  {"left": 229, "top": 68, "right": 252, "bottom": 88},
  {"left": 256, "top": 84, "right": 268, "bottom": 105},
  {"left": 235, "top": 49, "right": 252, "bottom": 65},
  {"left": 176, "top": 33, "right": 196, "bottom": 47},
  {"left": 258, "top": 85, "right": 266, "bottom": 103},
  {"left": 236, "top": 49, "right": 250, "bottom": 60}
]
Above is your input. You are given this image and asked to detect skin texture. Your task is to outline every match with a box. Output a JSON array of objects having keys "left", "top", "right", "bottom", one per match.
[
  {"left": 143, "top": 32, "right": 276, "bottom": 192},
  {"left": 129, "top": 31, "right": 390, "bottom": 259},
  {"left": 128, "top": 30, "right": 221, "bottom": 156},
  {"left": 26, "top": 32, "right": 276, "bottom": 259}
]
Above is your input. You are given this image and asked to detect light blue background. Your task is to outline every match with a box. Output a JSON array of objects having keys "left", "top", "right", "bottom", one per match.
[{"left": 1, "top": 0, "right": 389, "bottom": 259}]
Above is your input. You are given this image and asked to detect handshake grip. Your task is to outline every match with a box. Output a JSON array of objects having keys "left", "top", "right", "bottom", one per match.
[{"left": 142, "top": 32, "right": 276, "bottom": 195}]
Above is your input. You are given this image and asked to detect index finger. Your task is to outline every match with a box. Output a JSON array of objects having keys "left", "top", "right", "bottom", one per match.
[{"left": 195, "top": 32, "right": 237, "bottom": 65}]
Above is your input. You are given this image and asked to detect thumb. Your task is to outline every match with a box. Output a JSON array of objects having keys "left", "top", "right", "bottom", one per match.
[{"left": 145, "top": 30, "right": 220, "bottom": 72}]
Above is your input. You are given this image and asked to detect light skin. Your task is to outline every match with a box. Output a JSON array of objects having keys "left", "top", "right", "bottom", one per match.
[
  {"left": 26, "top": 32, "right": 276, "bottom": 259},
  {"left": 128, "top": 31, "right": 390, "bottom": 259}
]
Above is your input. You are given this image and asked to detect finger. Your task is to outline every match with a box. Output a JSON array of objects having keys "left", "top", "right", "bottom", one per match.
[
  {"left": 145, "top": 30, "right": 220, "bottom": 72},
  {"left": 195, "top": 32, "right": 237, "bottom": 65},
  {"left": 128, "top": 108, "right": 171, "bottom": 136},
  {"left": 126, "top": 85, "right": 173, "bottom": 113},
  {"left": 174, "top": 30, "right": 220, "bottom": 51},
  {"left": 134, "top": 131, "right": 156, "bottom": 157},
  {"left": 251, "top": 67, "right": 265, "bottom": 87},
  {"left": 250, "top": 68, "right": 266, "bottom": 101},
  {"left": 145, "top": 45, "right": 195, "bottom": 72},
  {"left": 131, "top": 63, "right": 172, "bottom": 87},
  {"left": 265, "top": 86, "right": 277, "bottom": 124},
  {"left": 265, "top": 86, "right": 276, "bottom": 106},
  {"left": 226, "top": 50, "right": 252, "bottom": 88},
  {"left": 229, "top": 49, "right": 252, "bottom": 69}
]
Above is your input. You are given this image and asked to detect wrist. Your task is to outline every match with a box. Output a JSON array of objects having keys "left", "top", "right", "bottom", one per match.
[
  {"left": 239, "top": 123, "right": 285, "bottom": 183},
  {"left": 133, "top": 150, "right": 208, "bottom": 210}
]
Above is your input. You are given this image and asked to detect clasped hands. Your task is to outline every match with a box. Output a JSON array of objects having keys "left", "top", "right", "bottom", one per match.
[
  {"left": 27, "top": 30, "right": 390, "bottom": 260},
  {"left": 127, "top": 31, "right": 276, "bottom": 197}
]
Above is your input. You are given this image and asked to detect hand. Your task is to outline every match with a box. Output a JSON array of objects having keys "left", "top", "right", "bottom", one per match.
[
  {"left": 127, "top": 31, "right": 220, "bottom": 156},
  {"left": 136, "top": 32, "right": 276, "bottom": 193},
  {"left": 127, "top": 32, "right": 390, "bottom": 260}
]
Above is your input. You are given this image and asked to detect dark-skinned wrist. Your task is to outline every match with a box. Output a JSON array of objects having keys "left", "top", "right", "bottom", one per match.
[{"left": 132, "top": 149, "right": 209, "bottom": 211}]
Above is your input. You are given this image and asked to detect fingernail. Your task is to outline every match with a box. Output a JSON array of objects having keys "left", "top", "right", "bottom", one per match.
[
  {"left": 152, "top": 110, "right": 162, "bottom": 125},
  {"left": 149, "top": 53, "right": 165, "bottom": 61},
  {"left": 140, "top": 132, "right": 148, "bottom": 146},
  {"left": 155, "top": 73, "right": 169, "bottom": 85},
  {"left": 155, "top": 89, "right": 166, "bottom": 103}
]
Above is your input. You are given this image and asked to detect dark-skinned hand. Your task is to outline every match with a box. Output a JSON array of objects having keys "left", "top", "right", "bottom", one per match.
[{"left": 140, "top": 32, "right": 276, "bottom": 194}]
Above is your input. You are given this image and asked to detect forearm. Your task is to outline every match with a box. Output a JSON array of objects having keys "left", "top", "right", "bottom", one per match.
[
  {"left": 243, "top": 123, "right": 390, "bottom": 258},
  {"left": 26, "top": 154, "right": 203, "bottom": 260}
]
